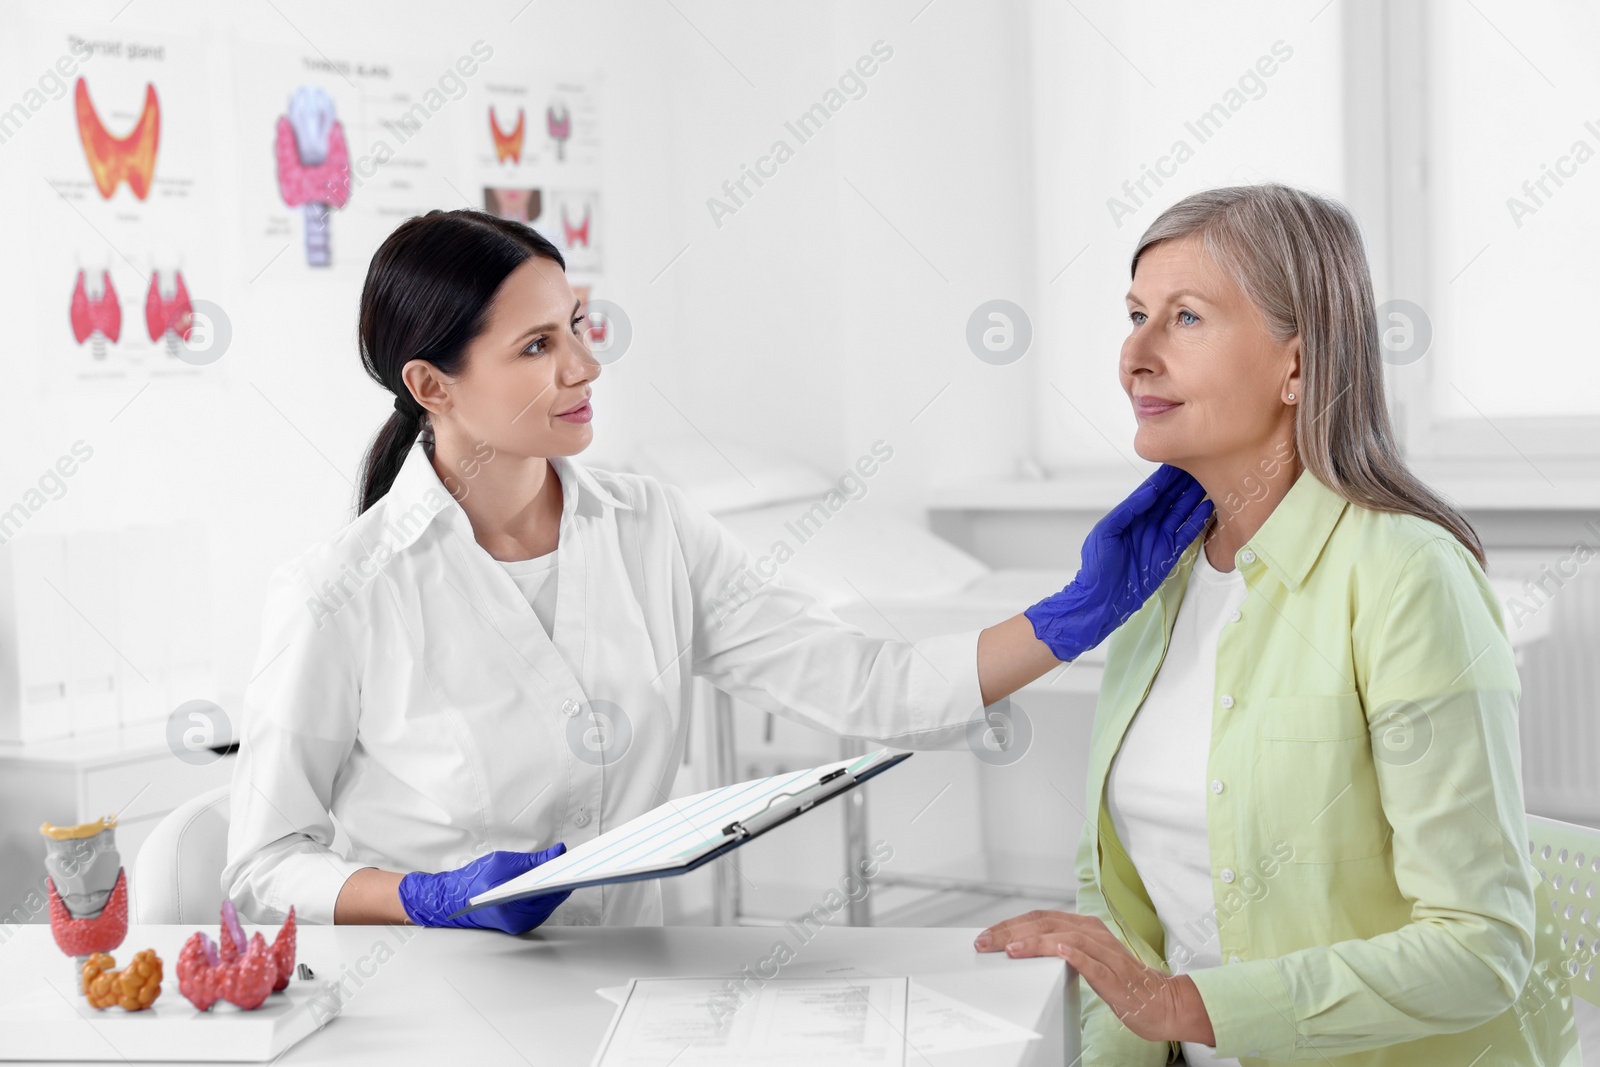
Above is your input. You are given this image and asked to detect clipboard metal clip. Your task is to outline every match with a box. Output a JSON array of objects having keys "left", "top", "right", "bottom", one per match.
[{"left": 721, "top": 767, "right": 854, "bottom": 841}]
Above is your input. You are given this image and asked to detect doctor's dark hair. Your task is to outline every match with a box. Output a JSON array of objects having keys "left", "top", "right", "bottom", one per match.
[
  {"left": 1132, "top": 183, "right": 1486, "bottom": 569},
  {"left": 355, "top": 209, "right": 565, "bottom": 515}
]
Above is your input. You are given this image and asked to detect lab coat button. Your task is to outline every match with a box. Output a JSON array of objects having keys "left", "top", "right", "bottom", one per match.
[
  {"left": 574, "top": 811, "right": 591, "bottom": 827},
  {"left": 1219, "top": 694, "right": 1234, "bottom": 709},
  {"left": 562, "top": 698, "right": 581, "bottom": 717},
  {"left": 1240, "top": 548, "right": 1257, "bottom": 565},
  {"left": 1211, "top": 779, "right": 1224, "bottom": 794},
  {"left": 1219, "top": 867, "right": 1235, "bottom": 883}
]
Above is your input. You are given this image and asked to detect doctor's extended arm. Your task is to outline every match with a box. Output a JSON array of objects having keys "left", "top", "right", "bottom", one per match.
[
  {"left": 1012, "top": 463, "right": 1211, "bottom": 695},
  {"left": 667, "top": 464, "right": 1211, "bottom": 743}
]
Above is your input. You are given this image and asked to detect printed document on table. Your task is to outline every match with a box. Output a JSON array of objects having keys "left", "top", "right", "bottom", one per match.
[
  {"left": 818, "top": 965, "right": 1041, "bottom": 1055},
  {"left": 594, "top": 974, "right": 1039, "bottom": 1057},
  {"left": 591, "top": 976, "right": 909, "bottom": 1066}
]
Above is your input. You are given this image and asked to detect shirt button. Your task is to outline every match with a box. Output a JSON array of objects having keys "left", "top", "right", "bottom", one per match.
[
  {"left": 574, "top": 810, "right": 591, "bottom": 827},
  {"left": 1219, "top": 694, "right": 1234, "bottom": 709},
  {"left": 1230, "top": 609, "right": 1242, "bottom": 622},
  {"left": 1240, "top": 548, "right": 1257, "bottom": 565},
  {"left": 1228, "top": 954, "right": 1240, "bottom": 964},
  {"left": 562, "top": 698, "right": 581, "bottom": 717},
  {"left": 1211, "top": 780, "right": 1224, "bottom": 794},
  {"left": 1219, "top": 868, "right": 1235, "bottom": 883}
]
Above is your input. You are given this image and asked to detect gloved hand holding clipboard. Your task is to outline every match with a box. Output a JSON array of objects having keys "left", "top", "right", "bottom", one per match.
[{"left": 449, "top": 750, "right": 911, "bottom": 920}]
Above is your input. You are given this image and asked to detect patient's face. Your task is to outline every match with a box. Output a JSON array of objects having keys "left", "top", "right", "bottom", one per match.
[{"left": 1119, "top": 235, "right": 1298, "bottom": 474}]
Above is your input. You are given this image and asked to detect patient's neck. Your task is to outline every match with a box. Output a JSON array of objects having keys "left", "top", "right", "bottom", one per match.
[{"left": 1191, "top": 448, "right": 1303, "bottom": 573}]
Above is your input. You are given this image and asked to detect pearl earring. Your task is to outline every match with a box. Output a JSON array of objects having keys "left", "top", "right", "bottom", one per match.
[{"left": 1287, "top": 393, "right": 1296, "bottom": 402}]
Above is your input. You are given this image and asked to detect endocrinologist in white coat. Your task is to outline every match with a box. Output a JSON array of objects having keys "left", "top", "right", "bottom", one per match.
[{"left": 222, "top": 209, "right": 1213, "bottom": 934}]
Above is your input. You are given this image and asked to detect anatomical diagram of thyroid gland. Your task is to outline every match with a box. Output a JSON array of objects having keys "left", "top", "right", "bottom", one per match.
[
  {"left": 74, "top": 78, "right": 161, "bottom": 201},
  {"left": 275, "top": 86, "right": 353, "bottom": 268},
  {"left": 490, "top": 105, "right": 525, "bottom": 164},
  {"left": 146, "top": 270, "right": 194, "bottom": 355},
  {"left": 546, "top": 102, "right": 570, "bottom": 162},
  {"left": 70, "top": 270, "right": 195, "bottom": 358},
  {"left": 69, "top": 270, "right": 121, "bottom": 359},
  {"left": 41, "top": 816, "right": 130, "bottom": 992}
]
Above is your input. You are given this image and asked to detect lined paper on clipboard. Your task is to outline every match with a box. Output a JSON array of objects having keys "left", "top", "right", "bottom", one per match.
[{"left": 458, "top": 749, "right": 909, "bottom": 916}]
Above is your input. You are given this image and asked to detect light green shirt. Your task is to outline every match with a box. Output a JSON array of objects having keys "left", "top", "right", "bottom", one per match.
[{"left": 1074, "top": 469, "right": 1580, "bottom": 1066}]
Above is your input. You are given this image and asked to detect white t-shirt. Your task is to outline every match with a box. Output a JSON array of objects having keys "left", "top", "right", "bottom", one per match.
[
  {"left": 1105, "top": 545, "right": 1249, "bottom": 1067},
  {"left": 498, "top": 550, "right": 559, "bottom": 638}
]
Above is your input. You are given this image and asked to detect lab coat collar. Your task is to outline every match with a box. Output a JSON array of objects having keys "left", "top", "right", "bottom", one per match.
[
  {"left": 378, "top": 439, "right": 631, "bottom": 555},
  {"left": 551, "top": 452, "right": 634, "bottom": 513}
]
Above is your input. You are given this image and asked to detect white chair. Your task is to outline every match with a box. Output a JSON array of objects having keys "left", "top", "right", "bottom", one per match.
[
  {"left": 1526, "top": 814, "right": 1600, "bottom": 1008},
  {"left": 132, "top": 784, "right": 231, "bottom": 925}
]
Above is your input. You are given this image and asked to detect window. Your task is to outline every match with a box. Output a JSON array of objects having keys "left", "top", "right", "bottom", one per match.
[
  {"left": 1375, "top": 0, "right": 1600, "bottom": 465},
  {"left": 1026, "top": 0, "right": 1346, "bottom": 472}
]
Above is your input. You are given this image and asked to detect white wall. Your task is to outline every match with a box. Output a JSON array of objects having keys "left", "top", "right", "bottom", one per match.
[
  {"left": 0, "top": 0, "right": 1037, "bottom": 721},
  {"left": 1026, "top": 0, "right": 1346, "bottom": 472}
]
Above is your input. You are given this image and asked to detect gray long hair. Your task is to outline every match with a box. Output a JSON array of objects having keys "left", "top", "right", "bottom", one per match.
[{"left": 1131, "top": 183, "right": 1485, "bottom": 569}]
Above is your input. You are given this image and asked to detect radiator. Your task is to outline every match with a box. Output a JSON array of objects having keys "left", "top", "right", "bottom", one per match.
[{"left": 1497, "top": 549, "right": 1600, "bottom": 824}]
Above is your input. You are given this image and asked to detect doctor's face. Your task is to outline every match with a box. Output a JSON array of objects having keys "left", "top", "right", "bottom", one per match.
[
  {"left": 446, "top": 255, "right": 600, "bottom": 458},
  {"left": 1119, "top": 234, "right": 1299, "bottom": 476}
]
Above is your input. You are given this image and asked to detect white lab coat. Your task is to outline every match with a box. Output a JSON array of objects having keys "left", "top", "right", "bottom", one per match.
[{"left": 223, "top": 438, "right": 985, "bottom": 927}]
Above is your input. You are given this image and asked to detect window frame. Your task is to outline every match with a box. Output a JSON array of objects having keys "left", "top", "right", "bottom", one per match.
[{"left": 1347, "top": 0, "right": 1600, "bottom": 470}]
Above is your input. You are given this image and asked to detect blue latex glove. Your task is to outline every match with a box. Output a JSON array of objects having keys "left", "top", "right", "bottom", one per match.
[
  {"left": 398, "top": 844, "right": 573, "bottom": 934},
  {"left": 1024, "top": 464, "right": 1213, "bottom": 661}
]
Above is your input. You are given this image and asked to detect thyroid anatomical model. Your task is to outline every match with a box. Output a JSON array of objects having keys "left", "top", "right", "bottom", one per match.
[
  {"left": 176, "top": 900, "right": 297, "bottom": 1011},
  {"left": 41, "top": 816, "right": 129, "bottom": 992},
  {"left": 74, "top": 78, "right": 161, "bottom": 201},
  {"left": 82, "top": 950, "right": 163, "bottom": 1011},
  {"left": 275, "top": 86, "right": 352, "bottom": 268},
  {"left": 69, "top": 269, "right": 121, "bottom": 359},
  {"left": 145, "top": 269, "right": 194, "bottom": 355}
]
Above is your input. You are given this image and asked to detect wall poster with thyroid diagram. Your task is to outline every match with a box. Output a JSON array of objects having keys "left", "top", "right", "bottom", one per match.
[
  {"left": 25, "top": 23, "right": 224, "bottom": 397},
  {"left": 470, "top": 74, "right": 611, "bottom": 361},
  {"left": 234, "top": 45, "right": 458, "bottom": 294}
]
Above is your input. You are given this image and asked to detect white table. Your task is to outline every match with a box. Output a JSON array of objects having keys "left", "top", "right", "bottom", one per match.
[{"left": 0, "top": 924, "right": 1078, "bottom": 1066}]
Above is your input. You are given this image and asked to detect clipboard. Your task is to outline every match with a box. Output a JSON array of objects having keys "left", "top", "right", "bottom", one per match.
[{"left": 450, "top": 749, "right": 912, "bottom": 919}]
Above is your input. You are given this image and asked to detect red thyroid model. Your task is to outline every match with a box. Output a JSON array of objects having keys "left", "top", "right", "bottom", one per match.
[
  {"left": 176, "top": 902, "right": 297, "bottom": 1012},
  {"left": 46, "top": 869, "right": 128, "bottom": 959}
]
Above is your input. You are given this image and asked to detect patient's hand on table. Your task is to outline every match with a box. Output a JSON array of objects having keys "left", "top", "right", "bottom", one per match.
[{"left": 974, "top": 910, "right": 1215, "bottom": 1047}]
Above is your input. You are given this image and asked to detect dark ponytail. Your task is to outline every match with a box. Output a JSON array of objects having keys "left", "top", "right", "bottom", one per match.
[{"left": 355, "top": 208, "right": 566, "bottom": 515}]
